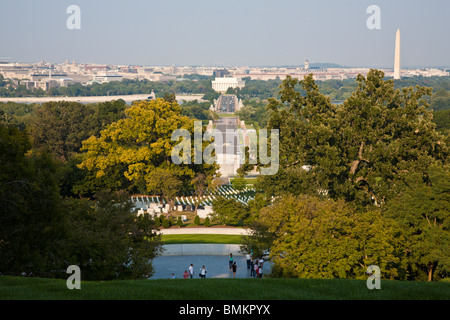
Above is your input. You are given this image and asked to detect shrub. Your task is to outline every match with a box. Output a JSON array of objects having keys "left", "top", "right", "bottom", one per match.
[
  {"left": 162, "top": 218, "right": 170, "bottom": 228},
  {"left": 154, "top": 215, "right": 160, "bottom": 228},
  {"left": 177, "top": 216, "right": 183, "bottom": 227}
]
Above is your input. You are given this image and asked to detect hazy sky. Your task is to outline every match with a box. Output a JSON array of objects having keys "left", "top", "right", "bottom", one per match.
[{"left": 1, "top": 0, "right": 449, "bottom": 68}]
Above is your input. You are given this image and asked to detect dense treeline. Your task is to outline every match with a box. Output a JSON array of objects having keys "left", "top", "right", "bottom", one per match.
[
  {"left": 0, "top": 124, "right": 163, "bottom": 279},
  {"left": 0, "top": 99, "right": 165, "bottom": 279}
]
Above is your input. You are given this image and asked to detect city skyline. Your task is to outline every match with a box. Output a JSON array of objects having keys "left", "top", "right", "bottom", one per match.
[{"left": 0, "top": 0, "right": 449, "bottom": 68}]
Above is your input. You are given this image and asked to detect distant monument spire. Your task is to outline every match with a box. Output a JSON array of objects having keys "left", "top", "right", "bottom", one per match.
[{"left": 393, "top": 28, "right": 401, "bottom": 80}]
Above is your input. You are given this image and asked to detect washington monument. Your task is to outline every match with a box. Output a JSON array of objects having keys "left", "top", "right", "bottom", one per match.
[{"left": 393, "top": 28, "right": 401, "bottom": 80}]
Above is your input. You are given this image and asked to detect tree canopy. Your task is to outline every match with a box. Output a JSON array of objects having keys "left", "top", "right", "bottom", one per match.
[
  {"left": 256, "top": 195, "right": 406, "bottom": 280},
  {"left": 78, "top": 98, "right": 218, "bottom": 202},
  {"left": 260, "top": 70, "right": 449, "bottom": 206}
]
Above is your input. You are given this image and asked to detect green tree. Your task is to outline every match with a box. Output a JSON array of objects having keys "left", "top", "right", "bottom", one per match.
[
  {"left": 146, "top": 167, "right": 182, "bottom": 212},
  {"left": 192, "top": 172, "right": 220, "bottom": 215},
  {"left": 255, "top": 194, "right": 406, "bottom": 279},
  {"left": 78, "top": 98, "right": 218, "bottom": 197},
  {"left": 64, "top": 190, "right": 163, "bottom": 280},
  {"left": 211, "top": 196, "right": 249, "bottom": 226},
  {"left": 240, "top": 220, "right": 273, "bottom": 259},
  {"left": 163, "top": 92, "right": 177, "bottom": 103},
  {"left": 433, "top": 109, "right": 450, "bottom": 134},
  {"left": 177, "top": 216, "right": 183, "bottom": 227},
  {"left": 0, "top": 124, "right": 66, "bottom": 277},
  {"left": 231, "top": 174, "right": 247, "bottom": 191},
  {"left": 194, "top": 215, "right": 200, "bottom": 226},
  {"left": 384, "top": 164, "right": 450, "bottom": 281},
  {"left": 161, "top": 217, "right": 170, "bottom": 228},
  {"left": 260, "top": 70, "right": 448, "bottom": 206},
  {"left": 26, "top": 100, "right": 128, "bottom": 197},
  {"left": 28, "top": 101, "right": 98, "bottom": 162}
]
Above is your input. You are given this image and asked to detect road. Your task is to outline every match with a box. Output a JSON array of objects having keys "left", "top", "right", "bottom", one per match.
[
  {"left": 214, "top": 117, "right": 240, "bottom": 156},
  {"left": 218, "top": 95, "right": 236, "bottom": 113}
]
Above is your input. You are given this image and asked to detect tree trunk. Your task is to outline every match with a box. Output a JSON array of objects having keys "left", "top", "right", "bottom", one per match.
[{"left": 427, "top": 264, "right": 434, "bottom": 282}]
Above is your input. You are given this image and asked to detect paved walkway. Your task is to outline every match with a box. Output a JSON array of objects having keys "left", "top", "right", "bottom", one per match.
[
  {"left": 151, "top": 255, "right": 272, "bottom": 279},
  {"left": 158, "top": 227, "right": 251, "bottom": 235},
  {"left": 162, "top": 244, "right": 242, "bottom": 256},
  {"left": 151, "top": 243, "right": 271, "bottom": 279},
  {"left": 151, "top": 229, "right": 268, "bottom": 279}
]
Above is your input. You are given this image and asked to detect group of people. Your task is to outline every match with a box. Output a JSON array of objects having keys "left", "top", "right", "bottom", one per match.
[
  {"left": 229, "top": 253, "right": 264, "bottom": 278},
  {"left": 167, "top": 254, "right": 266, "bottom": 279},
  {"left": 246, "top": 253, "right": 264, "bottom": 278},
  {"left": 167, "top": 264, "right": 207, "bottom": 279},
  {"left": 181, "top": 264, "right": 207, "bottom": 279}
]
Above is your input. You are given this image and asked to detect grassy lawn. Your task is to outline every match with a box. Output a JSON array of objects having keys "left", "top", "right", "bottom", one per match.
[
  {"left": 244, "top": 177, "right": 258, "bottom": 186},
  {"left": 161, "top": 234, "right": 243, "bottom": 244},
  {"left": 0, "top": 276, "right": 449, "bottom": 300}
]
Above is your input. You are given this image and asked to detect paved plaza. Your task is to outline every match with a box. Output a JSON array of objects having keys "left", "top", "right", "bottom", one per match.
[{"left": 151, "top": 254, "right": 272, "bottom": 279}]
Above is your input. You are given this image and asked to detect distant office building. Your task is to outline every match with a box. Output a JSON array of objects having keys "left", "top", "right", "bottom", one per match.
[
  {"left": 30, "top": 73, "right": 68, "bottom": 81},
  {"left": 57, "top": 78, "right": 74, "bottom": 87},
  {"left": 213, "top": 69, "right": 230, "bottom": 77},
  {"left": 20, "top": 80, "right": 37, "bottom": 90},
  {"left": 35, "top": 79, "right": 58, "bottom": 91},
  {"left": 20, "top": 77, "right": 71, "bottom": 91},
  {"left": 212, "top": 77, "right": 245, "bottom": 93},
  {"left": 145, "top": 73, "right": 177, "bottom": 82}
]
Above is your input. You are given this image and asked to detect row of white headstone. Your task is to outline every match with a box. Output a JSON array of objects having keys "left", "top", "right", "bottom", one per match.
[{"left": 136, "top": 208, "right": 189, "bottom": 222}]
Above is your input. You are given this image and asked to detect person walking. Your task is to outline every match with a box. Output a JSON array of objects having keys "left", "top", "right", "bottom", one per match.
[
  {"left": 229, "top": 253, "right": 234, "bottom": 270},
  {"left": 258, "top": 265, "right": 263, "bottom": 278},
  {"left": 183, "top": 270, "right": 189, "bottom": 279},
  {"left": 246, "top": 253, "right": 251, "bottom": 270},
  {"left": 253, "top": 260, "right": 258, "bottom": 278},
  {"left": 232, "top": 262, "right": 237, "bottom": 278},
  {"left": 250, "top": 258, "right": 254, "bottom": 277},
  {"left": 188, "top": 264, "right": 194, "bottom": 279},
  {"left": 200, "top": 265, "right": 207, "bottom": 279}
]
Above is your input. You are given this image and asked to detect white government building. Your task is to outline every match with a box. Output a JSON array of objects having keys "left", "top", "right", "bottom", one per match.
[{"left": 211, "top": 77, "right": 245, "bottom": 93}]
